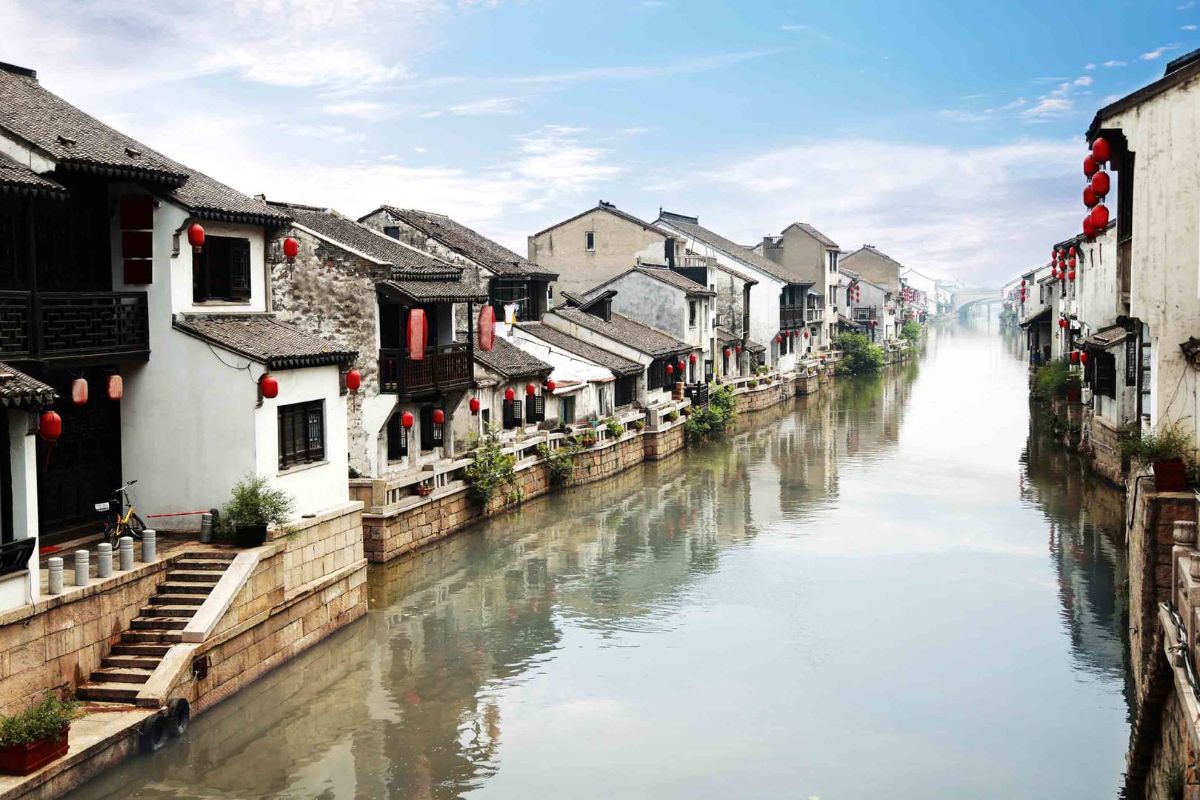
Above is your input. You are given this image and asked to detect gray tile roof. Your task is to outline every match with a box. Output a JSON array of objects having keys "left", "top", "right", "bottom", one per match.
[
  {"left": 634, "top": 266, "right": 714, "bottom": 295},
  {"left": 0, "top": 64, "right": 286, "bottom": 224},
  {"left": 1083, "top": 325, "right": 1130, "bottom": 349},
  {"left": 551, "top": 305, "right": 691, "bottom": 359},
  {"left": 378, "top": 278, "right": 489, "bottom": 304},
  {"left": 784, "top": 222, "right": 839, "bottom": 250},
  {"left": 373, "top": 206, "right": 557, "bottom": 280},
  {"left": 475, "top": 336, "right": 553, "bottom": 379},
  {"left": 0, "top": 363, "right": 55, "bottom": 408},
  {"left": 0, "top": 152, "right": 66, "bottom": 197},
  {"left": 657, "top": 211, "right": 802, "bottom": 285},
  {"left": 173, "top": 314, "right": 357, "bottom": 370},
  {"left": 516, "top": 322, "right": 643, "bottom": 377},
  {"left": 275, "top": 202, "right": 462, "bottom": 279},
  {"left": 532, "top": 201, "right": 668, "bottom": 240}
]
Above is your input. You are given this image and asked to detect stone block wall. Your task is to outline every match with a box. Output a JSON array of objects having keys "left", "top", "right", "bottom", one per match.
[
  {"left": 1088, "top": 413, "right": 1130, "bottom": 487},
  {"left": 568, "top": 433, "right": 646, "bottom": 485},
  {"left": 734, "top": 381, "right": 790, "bottom": 413},
  {"left": 644, "top": 423, "right": 685, "bottom": 461}
]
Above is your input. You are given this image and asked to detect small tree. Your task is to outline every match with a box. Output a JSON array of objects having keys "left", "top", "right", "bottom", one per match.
[
  {"left": 834, "top": 332, "right": 885, "bottom": 375},
  {"left": 901, "top": 320, "right": 921, "bottom": 341},
  {"left": 219, "top": 474, "right": 294, "bottom": 536},
  {"left": 465, "top": 424, "right": 517, "bottom": 506}
]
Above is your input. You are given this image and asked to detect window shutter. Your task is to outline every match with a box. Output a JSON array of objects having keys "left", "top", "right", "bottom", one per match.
[
  {"left": 513, "top": 400, "right": 523, "bottom": 427},
  {"left": 420, "top": 406, "right": 435, "bottom": 450},
  {"left": 387, "top": 413, "right": 408, "bottom": 460},
  {"left": 1096, "top": 351, "right": 1117, "bottom": 398},
  {"left": 503, "top": 399, "right": 515, "bottom": 429},
  {"left": 533, "top": 394, "right": 545, "bottom": 422}
]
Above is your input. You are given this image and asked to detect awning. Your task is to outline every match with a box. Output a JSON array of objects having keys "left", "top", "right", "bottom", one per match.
[
  {"left": 1019, "top": 308, "right": 1051, "bottom": 329},
  {"left": 1082, "top": 324, "right": 1130, "bottom": 349}
]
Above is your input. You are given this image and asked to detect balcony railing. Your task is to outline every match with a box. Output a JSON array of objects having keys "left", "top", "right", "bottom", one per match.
[
  {"left": 379, "top": 343, "right": 472, "bottom": 395},
  {"left": 0, "top": 291, "right": 150, "bottom": 361},
  {"left": 806, "top": 307, "right": 823, "bottom": 322},
  {"left": 853, "top": 305, "right": 879, "bottom": 321},
  {"left": 780, "top": 304, "right": 805, "bottom": 328}
]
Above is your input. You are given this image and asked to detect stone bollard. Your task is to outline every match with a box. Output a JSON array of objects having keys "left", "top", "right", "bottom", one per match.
[
  {"left": 141, "top": 529, "right": 156, "bottom": 563},
  {"left": 74, "top": 550, "right": 89, "bottom": 587},
  {"left": 97, "top": 543, "right": 112, "bottom": 579},
  {"left": 47, "top": 557, "right": 63, "bottom": 595},
  {"left": 1175, "top": 520, "right": 1197, "bottom": 547},
  {"left": 118, "top": 536, "right": 134, "bottom": 571},
  {"left": 200, "top": 513, "right": 213, "bottom": 544}
]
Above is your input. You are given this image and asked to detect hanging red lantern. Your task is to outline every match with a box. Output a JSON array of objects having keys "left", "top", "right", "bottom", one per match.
[
  {"left": 735, "top": 345, "right": 742, "bottom": 353},
  {"left": 469, "top": 397, "right": 481, "bottom": 414},
  {"left": 803, "top": 329, "right": 810, "bottom": 338},
  {"left": 1083, "top": 215, "right": 1097, "bottom": 239},
  {"left": 71, "top": 378, "right": 88, "bottom": 406},
  {"left": 677, "top": 361, "right": 686, "bottom": 373},
  {"left": 1021, "top": 279, "right": 1026, "bottom": 287},
  {"left": 1069, "top": 257, "right": 1076, "bottom": 268},
  {"left": 1069, "top": 270, "right": 1076, "bottom": 281},
  {"left": 526, "top": 383, "right": 536, "bottom": 396},
  {"left": 260, "top": 373, "right": 279, "bottom": 399},
  {"left": 1091, "top": 204, "right": 1110, "bottom": 229},
  {"left": 775, "top": 334, "right": 783, "bottom": 343},
  {"left": 546, "top": 379, "right": 557, "bottom": 392},
  {"left": 1059, "top": 318, "right": 1068, "bottom": 329},
  {"left": 401, "top": 411, "right": 414, "bottom": 428},
  {"left": 723, "top": 347, "right": 731, "bottom": 357},
  {"left": 1068, "top": 246, "right": 1076, "bottom": 257},
  {"left": 665, "top": 363, "right": 674, "bottom": 377},
  {"left": 1070, "top": 351, "right": 1080, "bottom": 364},
  {"left": 1083, "top": 185, "right": 1097, "bottom": 208},
  {"left": 1092, "top": 137, "right": 1111, "bottom": 165},
  {"left": 408, "top": 308, "right": 428, "bottom": 361},
  {"left": 689, "top": 353, "right": 697, "bottom": 363},
  {"left": 478, "top": 305, "right": 495, "bottom": 353},
  {"left": 283, "top": 237, "right": 299, "bottom": 263},
  {"left": 1080, "top": 350, "right": 1089, "bottom": 365},
  {"left": 1091, "top": 171, "right": 1111, "bottom": 198},
  {"left": 38, "top": 410, "right": 62, "bottom": 442},
  {"left": 1083, "top": 155, "right": 1098, "bottom": 178},
  {"left": 432, "top": 408, "right": 445, "bottom": 425},
  {"left": 187, "top": 223, "right": 205, "bottom": 253},
  {"left": 504, "top": 387, "right": 515, "bottom": 401},
  {"left": 106, "top": 374, "right": 123, "bottom": 401},
  {"left": 345, "top": 369, "right": 361, "bottom": 392}
]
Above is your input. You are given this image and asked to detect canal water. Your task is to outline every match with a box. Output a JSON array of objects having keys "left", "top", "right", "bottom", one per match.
[{"left": 70, "top": 321, "right": 1131, "bottom": 799}]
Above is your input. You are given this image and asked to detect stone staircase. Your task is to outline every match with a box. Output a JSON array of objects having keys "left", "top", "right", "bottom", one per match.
[{"left": 77, "top": 551, "right": 236, "bottom": 704}]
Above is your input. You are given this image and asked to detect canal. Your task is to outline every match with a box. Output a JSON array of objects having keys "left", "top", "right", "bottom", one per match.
[{"left": 69, "top": 321, "right": 1131, "bottom": 799}]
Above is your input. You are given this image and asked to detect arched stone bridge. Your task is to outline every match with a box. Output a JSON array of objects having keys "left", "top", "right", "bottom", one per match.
[{"left": 951, "top": 288, "right": 1005, "bottom": 317}]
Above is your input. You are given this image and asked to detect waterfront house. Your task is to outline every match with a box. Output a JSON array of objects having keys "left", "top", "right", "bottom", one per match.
[
  {"left": 0, "top": 364, "right": 53, "bottom": 610},
  {"left": 1087, "top": 47, "right": 1200, "bottom": 439},
  {"left": 0, "top": 62, "right": 356, "bottom": 542},
  {"left": 528, "top": 201, "right": 681, "bottom": 297},
  {"left": 265, "top": 201, "right": 487, "bottom": 476},
  {"left": 1018, "top": 262, "right": 1055, "bottom": 364},
  {"left": 838, "top": 269, "right": 895, "bottom": 344},
  {"left": 359, "top": 206, "right": 558, "bottom": 323},
  {"left": 458, "top": 336, "right": 554, "bottom": 444},
  {"left": 654, "top": 210, "right": 815, "bottom": 373},
  {"left": 508, "top": 322, "right": 631, "bottom": 425},
  {"left": 757, "top": 222, "right": 841, "bottom": 349}
]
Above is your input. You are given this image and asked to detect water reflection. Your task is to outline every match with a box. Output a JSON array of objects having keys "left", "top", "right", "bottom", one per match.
[{"left": 69, "top": 321, "right": 1131, "bottom": 800}]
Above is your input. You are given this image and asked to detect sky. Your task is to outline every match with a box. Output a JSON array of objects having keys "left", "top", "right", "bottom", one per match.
[{"left": 0, "top": 0, "right": 1193, "bottom": 286}]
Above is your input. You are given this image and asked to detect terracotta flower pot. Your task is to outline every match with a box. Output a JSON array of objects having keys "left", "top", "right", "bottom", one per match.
[
  {"left": 0, "top": 727, "right": 69, "bottom": 776},
  {"left": 1153, "top": 459, "right": 1188, "bottom": 492}
]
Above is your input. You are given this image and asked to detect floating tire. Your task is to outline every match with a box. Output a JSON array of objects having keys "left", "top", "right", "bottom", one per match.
[
  {"left": 139, "top": 713, "right": 168, "bottom": 753},
  {"left": 166, "top": 698, "right": 190, "bottom": 737}
]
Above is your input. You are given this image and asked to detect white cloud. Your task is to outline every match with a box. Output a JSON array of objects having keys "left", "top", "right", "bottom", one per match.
[
  {"left": 277, "top": 124, "right": 366, "bottom": 144},
  {"left": 488, "top": 50, "right": 780, "bottom": 85},
  {"left": 513, "top": 126, "right": 623, "bottom": 198},
  {"left": 781, "top": 24, "right": 809, "bottom": 31},
  {"left": 423, "top": 97, "right": 520, "bottom": 118},
  {"left": 939, "top": 110, "right": 991, "bottom": 123},
  {"left": 1103, "top": 60, "right": 1127, "bottom": 67},
  {"left": 1141, "top": 43, "right": 1180, "bottom": 60},
  {"left": 320, "top": 101, "right": 395, "bottom": 121},
  {"left": 1185, "top": 24, "right": 1199, "bottom": 30},
  {"left": 1000, "top": 97, "right": 1027, "bottom": 110},
  {"left": 1074, "top": 75, "right": 1093, "bottom": 86},
  {"left": 1084, "top": 62, "right": 1097, "bottom": 70}
]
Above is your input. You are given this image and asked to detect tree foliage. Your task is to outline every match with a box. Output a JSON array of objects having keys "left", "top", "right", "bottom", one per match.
[
  {"left": 465, "top": 424, "right": 517, "bottom": 506},
  {"left": 834, "top": 332, "right": 885, "bottom": 375}
]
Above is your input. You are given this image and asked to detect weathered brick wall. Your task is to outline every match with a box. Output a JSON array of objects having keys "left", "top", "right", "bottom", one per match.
[
  {"left": 1143, "top": 691, "right": 1197, "bottom": 800},
  {"left": 644, "top": 423, "right": 685, "bottom": 461},
  {"left": 734, "top": 381, "right": 791, "bottom": 413},
  {"left": 1088, "top": 412, "right": 1130, "bottom": 487}
]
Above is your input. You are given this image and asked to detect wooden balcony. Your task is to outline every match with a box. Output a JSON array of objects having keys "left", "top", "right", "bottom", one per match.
[
  {"left": 806, "top": 307, "right": 823, "bottom": 323},
  {"left": 0, "top": 291, "right": 150, "bottom": 362},
  {"left": 779, "top": 304, "right": 805, "bottom": 328},
  {"left": 379, "top": 343, "right": 472, "bottom": 395}
]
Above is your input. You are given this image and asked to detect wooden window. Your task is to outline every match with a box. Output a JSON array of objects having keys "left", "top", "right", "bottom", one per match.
[
  {"left": 119, "top": 195, "right": 154, "bottom": 285},
  {"left": 193, "top": 236, "right": 251, "bottom": 303},
  {"left": 419, "top": 406, "right": 444, "bottom": 451},
  {"left": 647, "top": 359, "right": 669, "bottom": 390},
  {"left": 615, "top": 375, "right": 637, "bottom": 407},
  {"left": 278, "top": 400, "right": 325, "bottom": 469},
  {"left": 689, "top": 301, "right": 697, "bottom": 328},
  {"left": 585, "top": 231, "right": 595, "bottom": 252},
  {"left": 502, "top": 399, "right": 516, "bottom": 429},
  {"left": 1095, "top": 351, "right": 1117, "bottom": 399},
  {"left": 383, "top": 226, "right": 401, "bottom": 240},
  {"left": 386, "top": 412, "right": 408, "bottom": 461},
  {"left": 559, "top": 396, "right": 575, "bottom": 427},
  {"left": 526, "top": 393, "right": 545, "bottom": 424}
]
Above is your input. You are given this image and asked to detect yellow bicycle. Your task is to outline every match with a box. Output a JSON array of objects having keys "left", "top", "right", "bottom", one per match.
[{"left": 96, "top": 480, "right": 146, "bottom": 546}]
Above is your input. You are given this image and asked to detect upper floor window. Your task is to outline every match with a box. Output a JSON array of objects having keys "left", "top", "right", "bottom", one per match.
[
  {"left": 383, "top": 226, "right": 401, "bottom": 240},
  {"left": 689, "top": 300, "right": 698, "bottom": 328},
  {"left": 278, "top": 399, "right": 325, "bottom": 470},
  {"left": 828, "top": 251, "right": 838, "bottom": 272},
  {"left": 193, "top": 236, "right": 251, "bottom": 303},
  {"left": 585, "top": 231, "right": 596, "bottom": 252}
]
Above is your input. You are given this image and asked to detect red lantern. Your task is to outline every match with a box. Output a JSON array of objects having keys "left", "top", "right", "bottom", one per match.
[
  {"left": 1091, "top": 171, "right": 1110, "bottom": 198},
  {"left": 345, "top": 369, "right": 361, "bottom": 392},
  {"left": 1083, "top": 155, "right": 1098, "bottom": 178},
  {"left": 1021, "top": 279, "right": 1026, "bottom": 287},
  {"left": 526, "top": 383, "right": 536, "bottom": 396},
  {"left": 1068, "top": 246, "right": 1076, "bottom": 257},
  {"left": 1059, "top": 318, "right": 1068, "bottom": 329},
  {"left": 1083, "top": 185, "right": 1097, "bottom": 208},
  {"left": 401, "top": 411, "right": 414, "bottom": 428},
  {"left": 432, "top": 408, "right": 445, "bottom": 425},
  {"left": 260, "top": 373, "right": 279, "bottom": 399},
  {"left": 1068, "top": 257, "right": 1076, "bottom": 268},
  {"left": 1091, "top": 204, "right": 1110, "bottom": 229},
  {"left": 187, "top": 223, "right": 205, "bottom": 253},
  {"left": 803, "top": 329, "right": 810, "bottom": 338},
  {"left": 1092, "top": 137, "right": 1111, "bottom": 165},
  {"left": 504, "top": 387, "right": 515, "bottom": 401},
  {"left": 735, "top": 345, "right": 742, "bottom": 353},
  {"left": 775, "top": 334, "right": 783, "bottom": 343},
  {"left": 1080, "top": 350, "right": 1089, "bottom": 365},
  {"left": 1069, "top": 270, "right": 1076, "bottom": 281},
  {"left": 677, "top": 361, "right": 685, "bottom": 374},
  {"left": 1083, "top": 215, "right": 1097, "bottom": 239},
  {"left": 666, "top": 363, "right": 674, "bottom": 376},
  {"left": 408, "top": 308, "right": 428, "bottom": 361},
  {"left": 107, "top": 374, "right": 123, "bottom": 401},
  {"left": 71, "top": 378, "right": 88, "bottom": 406},
  {"left": 478, "top": 305, "right": 495, "bottom": 353},
  {"left": 1070, "top": 351, "right": 1080, "bottom": 364},
  {"left": 546, "top": 379, "right": 557, "bottom": 392},
  {"left": 469, "top": 397, "right": 481, "bottom": 414},
  {"left": 283, "top": 237, "right": 299, "bottom": 262},
  {"left": 38, "top": 410, "right": 61, "bottom": 442},
  {"left": 723, "top": 347, "right": 731, "bottom": 357}
]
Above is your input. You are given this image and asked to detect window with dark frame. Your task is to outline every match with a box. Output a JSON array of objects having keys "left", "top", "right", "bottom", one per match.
[
  {"left": 193, "top": 235, "right": 251, "bottom": 303},
  {"left": 585, "top": 231, "right": 595, "bottom": 252},
  {"left": 647, "top": 359, "right": 669, "bottom": 390},
  {"left": 615, "top": 375, "right": 637, "bottom": 407},
  {"left": 386, "top": 412, "right": 409, "bottom": 461},
  {"left": 278, "top": 400, "right": 325, "bottom": 470},
  {"left": 689, "top": 301, "right": 697, "bottom": 328}
]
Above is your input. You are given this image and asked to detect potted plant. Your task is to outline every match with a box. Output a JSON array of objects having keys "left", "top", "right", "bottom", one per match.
[
  {"left": 219, "top": 474, "right": 295, "bottom": 547},
  {"left": 631, "top": 419, "right": 645, "bottom": 432},
  {"left": 665, "top": 410, "right": 680, "bottom": 423},
  {"left": 1064, "top": 374, "right": 1082, "bottom": 404},
  {"left": 0, "top": 693, "right": 78, "bottom": 776},
  {"left": 580, "top": 431, "right": 598, "bottom": 448},
  {"left": 415, "top": 480, "right": 434, "bottom": 497},
  {"left": 1120, "top": 424, "right": 1193, "bottom": 492},
  {"left": 604, "top": 418, "right": 624, "bottom": 440}
]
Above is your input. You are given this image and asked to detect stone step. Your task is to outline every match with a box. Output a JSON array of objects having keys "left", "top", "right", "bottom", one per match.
[
  {"left": 101, "top": 655, "right": 162, "bottom": 670},
  {"left": 174, "top": 559, "right": 231, "bottom": 571},
  {"left": 76, "top": 682, "right": 142, "bottom": 704},
  {"left": 121, "top": 629, "right": 183, "bottom": 644},
  {"left": 110, "top": 642, "right": 172, "bottom": 657},
  {"left": 166, "top": 570, "right": 224, "bottom": 583},
  {"left": 89, "top": 667, "right": 154, "bottom": 684},
  {"left": 149, "top": 593, "right": 209, "bottom": 606},
  {"left": 182, "top": 550, "right": 237, "bottom": 560},
  {"left": 157, "top": 581, "right": 216, "bottom": 595},
  {"left": 131, "top": 616, "right": 190, "bottom": 631},
  {"left": 139, "top": 605, "right": 199, "bottom": 618}
]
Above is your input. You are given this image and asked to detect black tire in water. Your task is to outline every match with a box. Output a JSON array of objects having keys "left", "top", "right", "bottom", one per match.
[
  {"left": 139, "top": 714, "right": 168, "bottom": 753},
  {"left": 166, "top": 698, "right": 190, "bottom": 737}
]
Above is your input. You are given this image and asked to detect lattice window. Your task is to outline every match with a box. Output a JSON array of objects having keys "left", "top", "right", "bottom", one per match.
[{"left": 279, "top": 400, "right": 325, "bottom": 469}]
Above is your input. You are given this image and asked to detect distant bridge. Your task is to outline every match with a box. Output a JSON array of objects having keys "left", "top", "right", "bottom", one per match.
[{"left": 950, "top": 288, "right": 1004, "bottom": 316}]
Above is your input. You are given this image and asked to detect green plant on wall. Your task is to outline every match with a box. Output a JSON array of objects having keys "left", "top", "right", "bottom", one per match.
[
  {"left": 834, "top": 333, "right": 885, "bottom": 376},
  {"left": 0, "top": 693, "right": 78, "bottom": 747},
  {"left": 901, "top": 320, "right": 922, "bottom": 341},
  {"left": 604, "top": 417, "right": 624, "bottom": 439},
  {"left": 218, "top": 474, "right": 294, "bottom": 537},
  {"left": 1119, "top": 423, "right": 1193, "bottom": 466},
  {"left": 465, "top": 424, "right": 517, "bottom": 506},
  {"left": 538, "top": 441, "right": 583, "bottom": 487},
  {"left": 1031, "top": 359, "right": 1071, "bottom": 401},
  {"left": 684, "top": 383, "right": 738, "bottom": 443}
]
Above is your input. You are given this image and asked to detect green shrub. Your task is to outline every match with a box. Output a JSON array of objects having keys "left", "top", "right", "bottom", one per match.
[
  {"left": 631, "top": 419, "right": 645, "bottom": 431},
  {"left": 540, "top": 441, "right": 582, "bottom": 487},
  {"left": 604, "top": 417, "right": 624, "bottom": 439},
  {"left": 747, "top": 379, "right": 758, "bottom": 388},
  {"left": 901, "top": 320, "right": 922, "bottom": 341},
  {"left": 219, "top": 474, "right": 294, "bottom": 536},
  {"left": 1119, "top": 424, "right": 1193, "bottom": 466},
  {"left": 0, "top": 693, "right": 78, "bottom": 747},
  {"left": 684, "top": 384, "right": 737, "bottom": 443},
  {"left": 465, "top": 424, "right": 517, "bottom": 505},
  {"left": 834, "top": 333, "right": 885, "bottom": 375},
  {"left": 665, "top": 410, "right": 679, "bottom": 422},
  {"left": 1031, "top": 359, "right": 1071, "bottom": 401}
]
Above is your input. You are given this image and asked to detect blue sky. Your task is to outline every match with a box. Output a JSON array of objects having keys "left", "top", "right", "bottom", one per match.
[{"left": 1, "top": 0, "right": 1194, "bottom": 284}]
